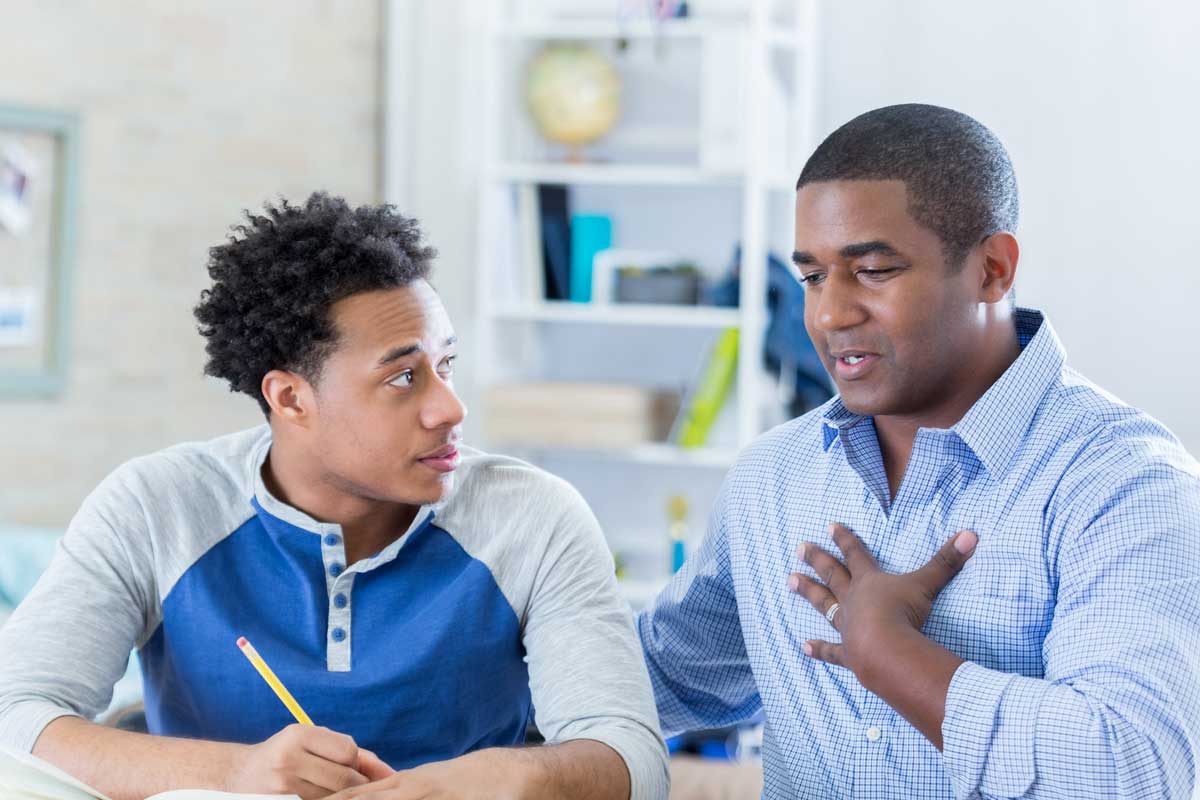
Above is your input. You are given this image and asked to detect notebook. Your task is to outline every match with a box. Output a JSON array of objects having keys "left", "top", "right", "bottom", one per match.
[{"left": 0, "top": 745, "right": 298, "bottom": 800}]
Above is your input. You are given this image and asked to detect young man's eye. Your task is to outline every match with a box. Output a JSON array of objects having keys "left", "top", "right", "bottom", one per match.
[
  {"left": 438, "top": 356, "right": 457, "bottom": 376},
  {"left": 388, "top": 370, "right": 414, "bottom": 388},
  {"left": 799, "top": 272, "right": 825, "bottom": 286}
]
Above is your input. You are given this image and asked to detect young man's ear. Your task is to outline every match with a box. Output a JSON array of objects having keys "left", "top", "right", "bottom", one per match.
[
  {"left": 979, "top": 232, "right": 1019, "bottom": 303},
  {"left": 261, "top": 370, "right": 316, "bottom": 426}
]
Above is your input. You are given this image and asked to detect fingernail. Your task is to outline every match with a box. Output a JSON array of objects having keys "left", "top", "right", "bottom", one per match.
[
  {"left": 954, "top": 530, "right": 978, "bottom": 554},
  {"left": 798, "top": 543, "right": 808, "bottom": 559},
  {"left": 827, "top": 523, "right": 838, "bottom": 534},
  {"left": 787, "top": 574, "right": 800, "bottom": 592},
  {"left": 802, "top": 642, "right": 813, "bottom": 656}
]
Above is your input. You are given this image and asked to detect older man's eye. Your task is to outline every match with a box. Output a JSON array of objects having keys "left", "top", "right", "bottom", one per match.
[
  {"left": 857, "top": 268, "right": 899, "bottom": 280},
  {"left": 438, "top": 356, "right": 457, "bottom": 376}
]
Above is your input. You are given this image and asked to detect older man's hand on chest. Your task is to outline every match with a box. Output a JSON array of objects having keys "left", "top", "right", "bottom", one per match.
[{"left": 787, "top": 523, "right": 977, "bottom": 711}]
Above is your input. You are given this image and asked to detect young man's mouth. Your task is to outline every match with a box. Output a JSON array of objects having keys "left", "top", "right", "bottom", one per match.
[{"left": 418, "top": 444, "right": 461, "bottom": 473}]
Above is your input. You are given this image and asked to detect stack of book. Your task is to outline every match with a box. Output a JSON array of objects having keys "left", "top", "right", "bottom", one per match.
[{"left": 484, "top": 382, "right": 681, "bottom": 450}]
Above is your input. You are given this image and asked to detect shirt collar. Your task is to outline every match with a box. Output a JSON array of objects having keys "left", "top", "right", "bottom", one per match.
[{"left": 820, "top": 307, "right": 1065, "bottom": 476}]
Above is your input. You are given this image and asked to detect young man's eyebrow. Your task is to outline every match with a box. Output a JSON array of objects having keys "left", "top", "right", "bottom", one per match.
[{"left": 376, "top": 336, "right": 457, "bottom": 368}]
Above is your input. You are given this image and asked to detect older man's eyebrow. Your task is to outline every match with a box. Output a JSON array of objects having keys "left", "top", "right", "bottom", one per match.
[
  {"left": 839, "top": 240, "right": 901, "bottom": 259},
  {"left": 793, "top": 241, "right": 903, "bottom": 267},
  {"left": 376, "top": 335, "right": 458, "bottom": 368}
]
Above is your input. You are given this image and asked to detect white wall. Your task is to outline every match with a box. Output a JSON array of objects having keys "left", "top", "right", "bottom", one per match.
[
  {"left": 398, "top": 0, "right": 1200, "bottom": 456},
  {"left": 818, "top": 0, "right": 1200, "bottom": 453}
]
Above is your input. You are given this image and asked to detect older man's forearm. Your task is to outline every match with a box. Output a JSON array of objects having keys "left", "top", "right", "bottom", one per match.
[{"left": 942, "top": 662, "right": 1189, "bottom": 799}]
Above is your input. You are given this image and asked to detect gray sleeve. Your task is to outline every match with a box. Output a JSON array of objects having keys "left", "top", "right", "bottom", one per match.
[
  {"left": 0, "top": 469, "right": 158, "bottom": 752},
  {"left": 520, "top": 479, "right": 670, "bottom": 800}
]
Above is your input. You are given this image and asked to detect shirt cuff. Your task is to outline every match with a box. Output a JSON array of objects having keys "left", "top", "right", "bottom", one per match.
[
  {"left": 0, "top": 700, "right": 81, "bottom": 753},
  {"left": 943, "top": 661, "right": 1052, "bottom": 799}
]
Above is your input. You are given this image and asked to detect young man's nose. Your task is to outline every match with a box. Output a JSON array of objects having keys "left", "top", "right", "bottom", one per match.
[{"left": 420, "top": 376, "right": 467, "bottom": 430}]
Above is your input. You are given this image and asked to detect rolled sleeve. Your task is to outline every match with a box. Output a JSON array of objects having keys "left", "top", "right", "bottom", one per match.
[
  {"left": 942, "top": 456, "right": 1200, "bottom": 799},
  {"left": 943, "top": 661, "right": 1051, "bottom": 799},
  {"left": 0, "top": 700, "right": 80, "bottom": 754}
]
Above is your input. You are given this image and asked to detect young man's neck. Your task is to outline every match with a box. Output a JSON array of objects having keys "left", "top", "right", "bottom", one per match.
[
  {"left": 261, "top": 432, "right": 420, "bottom": 565},
  {"left": 874, "top": 313, "right": 1021, "bottom": 499}
]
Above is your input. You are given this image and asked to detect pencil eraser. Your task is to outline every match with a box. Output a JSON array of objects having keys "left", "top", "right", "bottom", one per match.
[{"left": 237, "top": 637, "right": 248, "bottom": 648}]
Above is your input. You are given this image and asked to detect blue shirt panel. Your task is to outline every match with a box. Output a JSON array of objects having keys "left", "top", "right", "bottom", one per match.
[{"left": 140, "top": 506, "right": 531, "bottom": 768}]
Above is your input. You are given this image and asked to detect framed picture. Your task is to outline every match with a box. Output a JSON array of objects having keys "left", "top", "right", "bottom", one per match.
[{"left": 0, "top": 105, "right": 80, "bottom": 395}]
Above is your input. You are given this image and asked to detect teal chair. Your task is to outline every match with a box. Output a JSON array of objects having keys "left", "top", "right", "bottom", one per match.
[{"left": 0, "top": 524, "right": 143, "bottom": 723}]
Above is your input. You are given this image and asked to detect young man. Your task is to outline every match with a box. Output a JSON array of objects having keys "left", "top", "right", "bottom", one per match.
[
  {"left": 638, "top": 104, "right": 1200, "bottom": 798},
  {"left": 0, "top": 194, "right": 669, "bottom": 800}
]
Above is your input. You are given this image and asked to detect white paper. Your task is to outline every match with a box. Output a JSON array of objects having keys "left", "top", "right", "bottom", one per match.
[{"left": 0, "top": 287, "right": 39, "bottom": 348}]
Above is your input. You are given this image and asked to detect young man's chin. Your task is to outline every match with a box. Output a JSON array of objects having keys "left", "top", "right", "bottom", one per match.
[{"left": 405, "top": 473, "right": 456, "bottom": 506}]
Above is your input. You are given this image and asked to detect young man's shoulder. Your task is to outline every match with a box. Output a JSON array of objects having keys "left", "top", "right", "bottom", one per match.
[
  {"left": 444, "top": 445, "right": 592, "bottom": 531},
  {"left": 78, "top": 425, "right": 268, "bottom": 532},
  {"left": 435, "top": 446, "right": 611, "bottom": 625}
]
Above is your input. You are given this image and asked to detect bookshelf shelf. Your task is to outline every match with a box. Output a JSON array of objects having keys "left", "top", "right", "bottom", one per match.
[
  {"left": 492, "top": 301, "right": 740, "bottom": 329},
  {"left": 498, "top": 18, "right": 744, "bottom": 42},
  {"left": 508, "top": 442, "right": 740, "bottom": 469},
  {"left": 491, "top": 162, "right": 744, "bottom": 187}
]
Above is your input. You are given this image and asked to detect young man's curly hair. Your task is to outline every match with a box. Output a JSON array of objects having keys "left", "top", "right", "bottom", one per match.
[{"left": 194, "top": 192, "right": 436, "bottom": 415}]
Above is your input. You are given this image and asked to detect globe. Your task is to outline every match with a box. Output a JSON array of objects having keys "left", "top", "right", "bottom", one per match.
[{"left": 525, "top": 43, "right": 621, "bottom": 152}]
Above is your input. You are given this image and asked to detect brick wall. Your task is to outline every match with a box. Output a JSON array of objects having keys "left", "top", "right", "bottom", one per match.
[{"left": 0, "top": 1, "right": 382, "bottom": 525}]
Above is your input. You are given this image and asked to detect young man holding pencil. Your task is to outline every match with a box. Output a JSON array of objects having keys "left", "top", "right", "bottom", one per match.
[{"left": 0, "top": 194, "right": 669, "bottom": 800}]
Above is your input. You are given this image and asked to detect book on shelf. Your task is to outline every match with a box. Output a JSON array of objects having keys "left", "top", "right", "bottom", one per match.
[
  {"left": 537, "top": 184, "right": 571, "bottom": 301},
  {"left": 0, "top": 745, "right": 294, "bottom": 800},
  {"left": 516, "top": 183, "right": 544, "bottom": 303},
  {"left": 674, "top": 327, "right": 739, "bottom": 448},
  {"left": 485, "top": 382, "right": 680, "bottom": 450},
  {"left": 568, "top": 213, "right": 611, "bottom": 303}
]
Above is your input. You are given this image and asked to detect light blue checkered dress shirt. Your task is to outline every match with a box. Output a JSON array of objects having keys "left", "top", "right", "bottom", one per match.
[{"left": 638, "top": 308, "right": 1200, "bottom": 799}]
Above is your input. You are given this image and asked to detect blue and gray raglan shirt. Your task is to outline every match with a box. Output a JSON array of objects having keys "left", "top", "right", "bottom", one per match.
[{"left": 0, "top": 425, "right": 669, "bottom": 799}]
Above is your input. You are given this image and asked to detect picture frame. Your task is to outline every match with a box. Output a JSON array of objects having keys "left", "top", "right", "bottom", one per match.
[{"left": 0, "top": 105, "right": 80, "bottom": 396}]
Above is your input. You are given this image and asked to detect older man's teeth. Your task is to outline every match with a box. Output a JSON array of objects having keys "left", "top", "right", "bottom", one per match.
[{"left": 845, "top": 355, "right": 865, "bottom": 365}]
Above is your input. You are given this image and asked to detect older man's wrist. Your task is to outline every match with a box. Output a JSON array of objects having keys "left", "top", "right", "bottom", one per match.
[{"left": 851, "top": 624, "right": 955, "bottom": 695}]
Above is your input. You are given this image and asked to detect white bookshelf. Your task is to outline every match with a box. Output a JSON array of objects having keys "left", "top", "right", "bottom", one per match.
[
  {"left": 493, "top": 301, "right": 741, "bottom": 329},
  {"left": 491, "top": 161, "right": 745, "bottom": 187},
  {"left": 379, "top": 0, "right": 822, "bottom": 586},
  {"left": 473, "top": 0, "right": 820, "bottom": 454},
  {"left": 504, "top": 441, "right": 741, "bottom": 469}
]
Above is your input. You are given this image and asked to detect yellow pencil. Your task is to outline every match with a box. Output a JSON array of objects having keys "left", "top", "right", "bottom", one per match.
[{"left": 236, "top": 636, "right": 314, "bottom": 726}]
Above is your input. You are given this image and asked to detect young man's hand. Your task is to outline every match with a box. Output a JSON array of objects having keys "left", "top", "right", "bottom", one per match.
[
  {"left": 226, "top": 724, "right": 395, "bottom": 800},
  {"left": 787, "top": 522, "right": 977, "bottom": 683}
]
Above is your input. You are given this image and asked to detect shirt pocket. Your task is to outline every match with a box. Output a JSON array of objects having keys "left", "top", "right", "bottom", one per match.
[{"left": 931, "top": 553, "right": 1053, "bottom": 675}]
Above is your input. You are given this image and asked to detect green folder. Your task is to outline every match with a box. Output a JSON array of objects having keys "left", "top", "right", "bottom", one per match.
[{"left": 677, "top": 327, "right": 739, "bottom": 448}]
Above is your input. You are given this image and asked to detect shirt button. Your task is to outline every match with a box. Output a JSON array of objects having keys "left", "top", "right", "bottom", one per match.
[
  {"left": 329, "top": 563, "right": 344, "bottom": 578},
  {"left": 331, "top": 627, "right": 346, "bottom": 642},
  {"left": 324, "top": 533, "right": 341, "bottom": 547},
  {"left": 333, "top": 593, "right": 348, "bottom": 609},
  {"left": 865, "top": 726, "right": 882, "bottom": 742}
]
